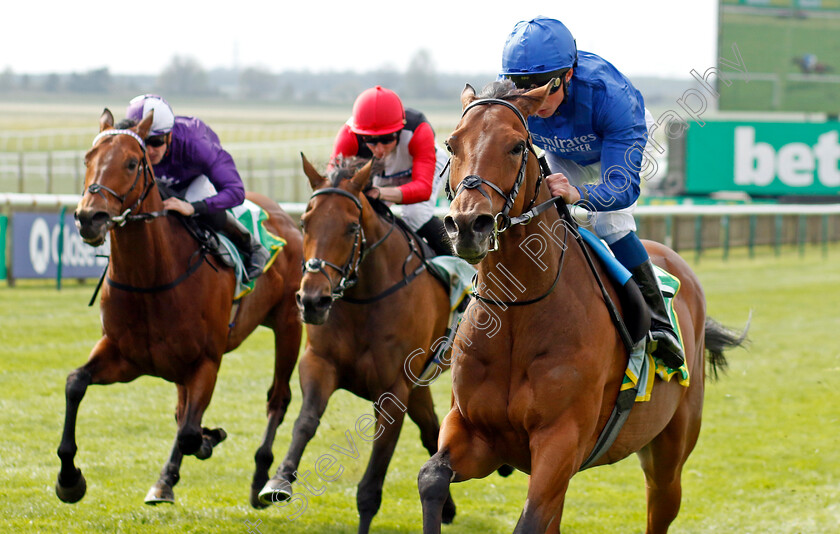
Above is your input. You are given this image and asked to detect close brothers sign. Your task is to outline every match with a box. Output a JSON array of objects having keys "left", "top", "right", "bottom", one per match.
[
  {"left": 685, "top": 120, "right": 840, "bottom": 197},
  {"left": 9, "top": 212, "right": 109, "bottom": 280}
]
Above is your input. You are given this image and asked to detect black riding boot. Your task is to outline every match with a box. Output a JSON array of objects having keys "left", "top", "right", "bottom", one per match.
[
  {"left": 221, "top": 212, "right": 271, "bottom": 282},
  {"left": 631, "top": 260, "right": 685, "bottom": 369},
  {"left": 416, "top": 216, "right": 453, "bottom": 256}
]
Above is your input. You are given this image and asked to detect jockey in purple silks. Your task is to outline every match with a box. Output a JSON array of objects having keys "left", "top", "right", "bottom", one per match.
[{"left": 125, "top": 94, "right": 270, "bottom": 281}]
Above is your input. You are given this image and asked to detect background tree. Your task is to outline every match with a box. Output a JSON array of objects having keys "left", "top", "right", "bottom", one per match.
[
  {"left": 403, "top": 49, "right": 440, "bottom": 99},
  {"left": 238, "top": 67, "right": 277, "bottom": 100},
  {"left": 66, "top": 67, "right": 111, "bottom": 93},
  {"left": 157, "top": 56, "right": 213, "bottom": 96}
]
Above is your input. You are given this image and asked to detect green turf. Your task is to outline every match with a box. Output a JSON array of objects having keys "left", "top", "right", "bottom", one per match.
[
  {"left": 719, "top": 9, "right": 840, "bottom": 112},
  {"left": 1, "top": 246, "right": 838, "bottom": 533}
]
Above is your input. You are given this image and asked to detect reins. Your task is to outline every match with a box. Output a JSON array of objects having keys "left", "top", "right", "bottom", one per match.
[
  {"left": 448, "top": 96, "right": 640, "bottom": 470},
  {"left": 449, "top": 97, "right": 633, "bottom": 348},
  {"left": 85, "top": 129, "right": 210, "bottom": 304},
  {"left": 302, "top": 187, "right": 425, "bottom": 304}
]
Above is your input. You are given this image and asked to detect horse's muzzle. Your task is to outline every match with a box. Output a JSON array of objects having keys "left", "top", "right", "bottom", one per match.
[
  {"left": 444, "top": 212, "right": 495, "bottom": 264},
  {"left": 295, "top": 289, "right": 334, "bottom": 325},
  {"left": 74, "top": 208, "right": 113, "bottom": 246}
]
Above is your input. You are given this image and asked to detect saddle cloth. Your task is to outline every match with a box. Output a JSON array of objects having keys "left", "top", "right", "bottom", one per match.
[
  {"left": 215, "top": 200, "right": 286, "bottom": 300},
  {"left": 578, "top": 228, "right": 690, "bottom": 402}
]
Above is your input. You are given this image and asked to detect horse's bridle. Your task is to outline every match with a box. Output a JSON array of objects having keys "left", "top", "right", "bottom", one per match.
[
  {"left": 302, "top": 187, "right": 396, "bottom": 301},
  {"left": 444, "top": 98, "right": 559, "bottom": 251},
  {"left": 83, "top": 129, "right": 208, "bottom": 303},
  {"left": 84, "top": 129, "right": 164, "bottom": 225}
]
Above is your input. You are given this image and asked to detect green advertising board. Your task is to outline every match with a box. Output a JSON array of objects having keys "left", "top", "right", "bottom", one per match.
[{"left": 685, "top": 120, "right": 840, "bottom": 197}]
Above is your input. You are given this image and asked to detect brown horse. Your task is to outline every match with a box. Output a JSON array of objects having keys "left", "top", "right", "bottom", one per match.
[
  {"left": 256, "top": 156, "right": 455, "bottom": 533},
  {"left": 417, "top": 82, "right": 748, "bottom": 533},
  {"left": 58, "top": 109, "right": 303, "bottom": 507}
]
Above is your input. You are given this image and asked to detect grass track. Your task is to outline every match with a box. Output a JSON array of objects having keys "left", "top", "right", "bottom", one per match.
[{"left": 1, "top": 245, "right": 838, "bottom": 533}]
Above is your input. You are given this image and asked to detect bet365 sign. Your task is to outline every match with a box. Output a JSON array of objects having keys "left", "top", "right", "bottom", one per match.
[{"left": 684, "top": 121, "right": 840, "bottom": 196}]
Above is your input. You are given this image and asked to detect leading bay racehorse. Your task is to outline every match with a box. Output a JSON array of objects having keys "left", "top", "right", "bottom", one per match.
[
  {"left": 418, "top": 81, "right": 747, "bottom": 533},
  {"left": 257, "top": 156, "right": 456, "bottom": 533},
  {"left": 58, "top": 109, "right": 303, "bottom": 507}
]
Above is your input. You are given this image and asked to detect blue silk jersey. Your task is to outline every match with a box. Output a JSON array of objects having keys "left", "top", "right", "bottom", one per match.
[{"left": 527, "top": 51, "right": 648, "bottom": 211}]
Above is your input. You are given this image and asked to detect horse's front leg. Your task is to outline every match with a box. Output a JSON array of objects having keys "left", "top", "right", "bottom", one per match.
[
  {"left": 406, "top": 385, "right": 456, "bottom": 524},
  {"left": 418, "top": 407, "right": 502, "bottom": 534},
  {"left": 355, "top": 392, "right": 411, "bottom": 534},
  {"left": 56, "top": 338, "right": 140, "bottom": 503},
  {"left": 145, "top": 434, "right": 183, "bottom": 504},
  {"left": 176, "top": 358, "right": 221, "bottom": 456},
  {"left": 250, "top": 307, "right": 302, "bottom": 508},
  {"left": 513, "top": 431, "right": 577, "bottom": 534},
  {"left": 258, "top": 351, "right": 337, "bottom": 506}
]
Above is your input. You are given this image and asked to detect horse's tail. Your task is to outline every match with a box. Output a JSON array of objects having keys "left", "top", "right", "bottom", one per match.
[{"left": 704, "top": 312, "right": 751, "bottom": 381}]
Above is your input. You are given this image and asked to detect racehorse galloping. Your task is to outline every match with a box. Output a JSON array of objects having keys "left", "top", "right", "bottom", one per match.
[
  {"left": 57, "top": 109, "right": 303, "bottom": 506},
  {"left": 417, "top": 82, "right": 747, "bottom": 533},
  {"left": 257, "top": 156, "right": 455, "bottom": 533}
]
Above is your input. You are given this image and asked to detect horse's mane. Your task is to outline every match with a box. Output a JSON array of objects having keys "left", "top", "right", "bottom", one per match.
[
  {"left": 475, "top": 79, "right": 541, "bottom": 107},
  {"left": 325, "top": 156, "right": 392, "bottom": 217},
  {"left": 327, "top": 155, "right": 384, "bottom": 188},
  {"left": 115, "top": 118, "right": 138, "bottom": 129}
]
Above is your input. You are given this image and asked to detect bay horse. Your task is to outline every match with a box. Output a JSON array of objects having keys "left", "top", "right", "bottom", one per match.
[
  {"left": 417, "top": 82, "right": 748, "bottom": 533},
  {"left": 257, "top": 156, "right": 455, "bottom": 533},
  {"left": 58, "top": 109, "right": 304, "bottom": 507}
]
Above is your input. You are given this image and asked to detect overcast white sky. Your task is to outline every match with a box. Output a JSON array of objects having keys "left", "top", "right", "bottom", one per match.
[{"left": 5, "top": 1, "right": 719, "bottom": 79}]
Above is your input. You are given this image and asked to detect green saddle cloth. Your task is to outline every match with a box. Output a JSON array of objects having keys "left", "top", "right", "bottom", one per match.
[
  {"left": 427, "top": 255, "right": 476, "bottom": 311},
  {"left": 622, "top": 265, "right": 691, "bottom": 403},
  {"left": 217, "top": 200, "right": 286, "bottom": 300}
]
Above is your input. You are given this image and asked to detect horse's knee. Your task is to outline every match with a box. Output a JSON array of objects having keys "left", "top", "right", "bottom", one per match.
[
  {"left": 65, "top": 368, "right": 92, "bottom": 404},
  {"left": 356, "top": 483, "right": 383, "bottom": 517},
  {"left": 177, "top": 427, "right": 202, "bottom": 456},
  {"left": 418, "top": 451, "right": 453, "bottom": 503},
  {"left": 293, "top": 411, "right": 321, "bottom": 439}
]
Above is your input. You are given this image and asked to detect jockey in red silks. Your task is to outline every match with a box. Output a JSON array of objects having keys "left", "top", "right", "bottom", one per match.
[{"left": 331, "top": 86, "right": 452, "bottom": 256}]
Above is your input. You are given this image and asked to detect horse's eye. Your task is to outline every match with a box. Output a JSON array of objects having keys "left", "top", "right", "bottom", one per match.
[
  {"left": 444, "top": 140, "right": 454, "bottom": 155},
  {"left": 348, "top": 222, "right": 360, "bottom": 235},
  {"left": 127, "top": 158, "right": 139, "bottom": 172},
  {"left": 511, "top": 142, "right": 526, "bottom": 155}
]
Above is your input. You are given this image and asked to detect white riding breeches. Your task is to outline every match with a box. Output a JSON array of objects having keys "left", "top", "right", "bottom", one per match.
[
  {"left": 545, "top": 109, "right": 655, "bottom": 245},
  {"left": 375, "top": 145, "right": 448, "bottom": 232}
]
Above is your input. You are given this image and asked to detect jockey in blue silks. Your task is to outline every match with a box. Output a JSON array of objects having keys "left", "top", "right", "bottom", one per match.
[{"left": 500, "top": 16, "right": 685, "bottom": 368}]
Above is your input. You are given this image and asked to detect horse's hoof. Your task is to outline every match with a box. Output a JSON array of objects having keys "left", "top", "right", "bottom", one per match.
[
  {"left": 250, "top": 487, "right": 271, "bottom": 509},
  {"left": 195, "top": 427, "right": 228, "bottom": 460},
  {"left": 258, "top": 478, "right": 292, "bottom": 506},
  {"left": 55, "top": 469, "right": 87, "bottom": 503},
  {"left": 496, "top": 464, "right": 514, "bottom": 477},
  {"left": 144, "top": 483, "right": 175, "bottom": 505},
  {"left": 442, "top": 493, "right": 457, "bottom": 524}
]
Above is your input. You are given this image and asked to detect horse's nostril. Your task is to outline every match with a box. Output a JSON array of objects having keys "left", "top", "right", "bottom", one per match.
[
  {"left": 315, "top": 296, "right": 332, "bottom": 310},
  {"left": 443, "top": 216, "right": 458, "bottom": 237},
  {"left": 473, "top": 214, "right": 495, "bottom": 236},
  {"left": 92, "top": 212, "right": 111, "bottom": 226}
]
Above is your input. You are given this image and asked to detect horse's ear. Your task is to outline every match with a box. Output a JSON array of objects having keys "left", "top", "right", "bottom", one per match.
[
  {"left": 350, "top": 159, "right": 374, "bottom": 190},
  {"left": 301, "top": 152, "right": 327, "bottom": 190},
  {"left": 136, "top": 109, "right": 155, "bottom": 139},
  {"left": 521, "top": 79, "right": 556, "bottom": 117},
  {"left": 99, "top": 108, "right": 114, "bottom": 132},
  {"left": 460, "top": 84, "right": 477, "bottom": 110}
]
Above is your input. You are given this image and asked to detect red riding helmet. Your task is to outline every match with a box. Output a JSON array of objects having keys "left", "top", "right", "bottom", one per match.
[{"left": 347, "top": 86, "right": 406, "bottom": 136}]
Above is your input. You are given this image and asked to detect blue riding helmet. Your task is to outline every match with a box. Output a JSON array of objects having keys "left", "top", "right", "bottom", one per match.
[{"left": 501, "top": 16, "right": 577, "bottom": 76}]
